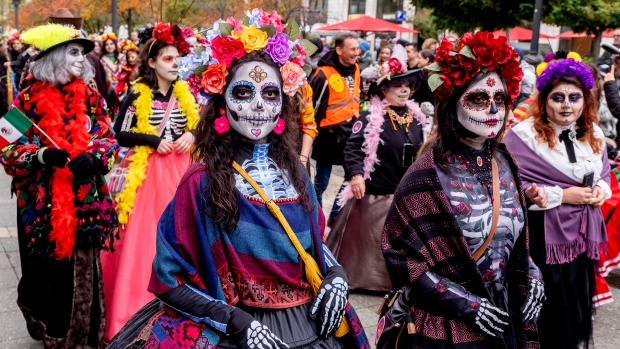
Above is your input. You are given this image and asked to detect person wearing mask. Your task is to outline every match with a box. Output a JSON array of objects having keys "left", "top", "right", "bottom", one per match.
[
  {"left": 357, "top": 40, "right": 372, "bottom": 71},
  {"left": 311, "top": 33, "right": 361, "bottom": 207}
]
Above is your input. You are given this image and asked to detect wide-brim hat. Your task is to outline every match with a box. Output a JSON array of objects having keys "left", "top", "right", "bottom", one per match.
[
  {"left": 368, "top": 68, "right": 420, "bottom": 97},
  {"left": 48, "top": 8, "right": 83, "bottom": 30},
  {"left": 20, "top": 23, "right": 94, "bottom": 61}
]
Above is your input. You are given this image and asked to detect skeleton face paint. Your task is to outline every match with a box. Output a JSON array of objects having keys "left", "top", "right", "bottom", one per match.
[
  {"left": 225, "top": 61, "right": 282, "bottom": 140},
  {"left": 545, "top": 83, "right": 584, "bottom": 126},
  {"left": 382, "top": 83, "right": 410, "bottom": 107},
  {"left": 65, "top": 44, "right": 85, "bottom": 78},
  {"left": 456, "top": 72, "right": 507, "bottom": 139}
]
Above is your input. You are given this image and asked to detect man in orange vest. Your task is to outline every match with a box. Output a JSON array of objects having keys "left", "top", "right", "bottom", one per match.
[{"left": 310, "top": 33, "right": 361, "bottom": 210}]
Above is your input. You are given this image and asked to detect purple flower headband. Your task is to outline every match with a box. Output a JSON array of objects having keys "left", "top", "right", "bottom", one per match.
[{"left": 536, "top": 58, "right": 594, "bottom": 92}]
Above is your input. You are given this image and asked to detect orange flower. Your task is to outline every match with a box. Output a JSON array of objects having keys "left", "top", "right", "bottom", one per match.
[{"left": 201, "top": 63, "right": 228, "bottom": 94}]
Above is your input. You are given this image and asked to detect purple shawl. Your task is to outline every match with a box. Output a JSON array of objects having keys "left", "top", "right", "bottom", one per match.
[{"left": 504, "top": 128, "right": 609, "bottom": 264}]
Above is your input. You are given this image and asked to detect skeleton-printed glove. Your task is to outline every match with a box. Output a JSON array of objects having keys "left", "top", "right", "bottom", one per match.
[
  {"left": 473, "top": 298, "right": 510, "bottom": 338},
  {"left": 520, "top": 276, "right": 545, "bottom": 324},
  {"left": 309, "top": 265, "right": 349, "bottom": 338},
  {"left": 228, "top": 308, "right": 289, "bottom": 349}
]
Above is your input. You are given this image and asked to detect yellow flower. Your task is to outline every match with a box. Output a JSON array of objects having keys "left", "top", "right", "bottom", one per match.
[{"left": 236, "top": 25, "right": 268, "bottom": 53}]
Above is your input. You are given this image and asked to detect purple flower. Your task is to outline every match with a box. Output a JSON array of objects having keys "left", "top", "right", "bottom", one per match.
[
  {"left": 536, "top": 58, "right": 594, "bottom": 92},
  {"left": 264, "top": 33, "right": 292, "bottom": 65}
]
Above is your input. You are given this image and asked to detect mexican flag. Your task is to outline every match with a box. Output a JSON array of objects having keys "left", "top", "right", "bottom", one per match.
[{"left": 0, "top": 108, "right": 33, "bottom": 148}]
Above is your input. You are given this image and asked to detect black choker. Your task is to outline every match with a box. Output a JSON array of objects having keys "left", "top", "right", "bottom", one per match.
[{"left": 455, "top": 143, "right": 493, "bottom": 189}]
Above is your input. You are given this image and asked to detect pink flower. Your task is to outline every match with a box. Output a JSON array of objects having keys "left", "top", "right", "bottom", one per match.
[
  {"left": 187, "top": 73, "right": 202, "bottom": 95},
  {"left": 226, "top": 17, "right": 244, "bottom": 34},
  {"left": 280, "top": 61, "right": 306, "bottom": 96},
  {"left": 258, "top": 10, "right": 285, "bottom": 33},
  {"left": 181, "top": 27, "right": 194, "bottom": 38},
  {"left": 214, "top": 115, "right": 230, "bottom": 133},
  {"left": 273, "top": 117, "right": 285, "bottom": 134},
  {"left": 295, "top": 43, "right": 307, "bottom": 61}
]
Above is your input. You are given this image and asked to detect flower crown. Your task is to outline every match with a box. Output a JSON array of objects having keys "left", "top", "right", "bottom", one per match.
[
  {"left": 536, "top": 58, "right": 593, "bottom": 93},
  {"left": 426, "top": 31, "right": 523, "bottom": 100},
  {"left": 102, "top": 32, "right": 117, "bottom": 42},
  {"left": 151, "top": 23, "right": 195, "bottom": 55},
  {"left": 123, "top": 42, "right": 139, "bottom": 52},
  {"left": 376, "top": 57, "right": 407, "bottom": 83},
  {"left": 177, "top": 9, "right": 317, "bottom": 104}
]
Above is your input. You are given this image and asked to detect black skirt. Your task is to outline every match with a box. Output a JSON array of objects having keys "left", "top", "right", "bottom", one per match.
[{"left": 528, "top": 210, "right": 595, "bottom": 349}]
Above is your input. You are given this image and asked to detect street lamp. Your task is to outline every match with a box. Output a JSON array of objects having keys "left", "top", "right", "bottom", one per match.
[
  {"left": 12, "top": 0, "right": 21, "bottom": 31},
  {"left": 524, "top": 0, "right": 544, "bottom": 66}
]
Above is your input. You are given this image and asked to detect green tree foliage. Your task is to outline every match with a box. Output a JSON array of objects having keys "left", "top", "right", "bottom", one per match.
[
  {"left": 411, "top": 8, "right": 441, "bottom": 42},
  {"left": 410, "top": 0, "right": 536, "bottom": 33}
]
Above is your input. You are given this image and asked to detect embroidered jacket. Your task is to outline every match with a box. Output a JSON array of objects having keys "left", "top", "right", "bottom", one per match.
[
  {"left": 382, "top": 145, "right": 539, "bottom": 349},
  {"left": 1, "top": 81, "right": 119, "bottom": 256},
  {"left": 147, "top": 164, "right": 370, "bottom": 348}
]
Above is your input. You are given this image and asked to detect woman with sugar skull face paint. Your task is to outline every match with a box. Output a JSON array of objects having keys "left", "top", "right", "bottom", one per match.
[
  {"left": 101, "top": 23, "right": 199, "bottom": 342},
  {"left": 326, "top": 45, "right": 425, "bottom": 293},
  {"left": 505, "top": 59, "right": 610, "bottom": 349},
  {"left": 107, "top": 12, "right": 369, "bottom": 349},
  {"left": 0, "top": 24, "right": 119, "bottom": 348},
  {"left": 380, "top": 32, "right": 545, "bottom": 349}
]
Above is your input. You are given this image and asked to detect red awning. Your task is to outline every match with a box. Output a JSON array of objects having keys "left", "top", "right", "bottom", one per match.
[
  {"left": 556, "top": 29, "right": 615, "bottom": 39},
  {"left": 492, "top": 27, "right": 552, "bottom": 40},
  {"left": 317, "top": 16, "right": 419, "bottom": 33}
]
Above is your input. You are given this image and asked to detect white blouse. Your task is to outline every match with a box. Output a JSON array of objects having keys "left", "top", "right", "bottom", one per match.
[{"left": 510, "top": 118, "right": 611, "bottom": 210}]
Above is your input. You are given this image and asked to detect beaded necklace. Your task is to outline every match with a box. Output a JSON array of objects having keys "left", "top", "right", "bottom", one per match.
[
  {"left": 455, "top": 142, "right": 493, "bottom": 190},
  {"left": 386, "top": 107, "right": 414, "bottom": 132}
]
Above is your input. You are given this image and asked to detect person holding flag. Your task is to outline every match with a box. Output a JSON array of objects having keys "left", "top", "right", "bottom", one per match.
[{"left": 0, "top": 23, "right": 119, "bottom": 348}]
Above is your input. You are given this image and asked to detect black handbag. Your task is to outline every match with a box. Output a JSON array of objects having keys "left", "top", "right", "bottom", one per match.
[{"left": 375, "top": 287, "right": 415, "bottom": 349}]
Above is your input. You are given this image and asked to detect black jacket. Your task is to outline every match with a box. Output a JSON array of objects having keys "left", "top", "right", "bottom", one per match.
[{"left": 604, "top": 81, "right": 620, "bottom": 145}]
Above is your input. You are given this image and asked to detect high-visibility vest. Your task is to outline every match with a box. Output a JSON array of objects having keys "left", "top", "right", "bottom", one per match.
[{"left": 314, "top": 65, "right": 360, "bottom": 127}]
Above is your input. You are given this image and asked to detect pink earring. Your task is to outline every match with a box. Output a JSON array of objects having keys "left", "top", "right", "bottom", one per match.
[
  {"left": 273, "top": 116, "right": 285, "bottom": 135},
  {"left": 214, "top": 108, "right": 230, "bottom": 134}
]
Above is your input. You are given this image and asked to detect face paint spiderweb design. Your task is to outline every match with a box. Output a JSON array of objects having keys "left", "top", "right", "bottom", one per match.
[{"left": 249, "top": 65, "right": 268, "bottom": 83}]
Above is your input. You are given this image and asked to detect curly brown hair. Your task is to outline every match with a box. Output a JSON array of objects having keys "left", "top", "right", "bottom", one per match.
[
  {"left": 192, "top": 51, "right": 311, "bottom": 232},
  {"left": 527, "top": 76, "right": 602, "bottom": 154}
]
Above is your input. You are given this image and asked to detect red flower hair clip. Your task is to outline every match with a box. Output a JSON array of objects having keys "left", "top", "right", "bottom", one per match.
[{"left": 152, "top": 23, "right": 193, "bottom": 55}]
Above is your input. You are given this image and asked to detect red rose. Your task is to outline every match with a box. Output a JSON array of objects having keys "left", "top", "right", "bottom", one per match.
[
  {"left": 491, "top": 36, "right": 512, "bottom": 67},
  {"left": 465, "top": 183, "right": 473, "bottom": 190},
  {"left": 500, "top": 56, "right": 523, "bottom": 99},
  {"left": 455, "top": 202, "right": 472, "bottom": 216},
  {"left": 500, "top": 178, "right": 509, "bottom": 190},
  {"left": 178, "top": 41, "right": 190, "bottom": 54},
  {"left": 435, "top": 73, "right": 455, "bottom": 99},
  {"left": 458, "top": 32, "right": 474, "bottom": 51},
  {"left": 457, "top": 54, "right": 481, "bottom": 80},
  {"left": 471, "top": 31, "right": 495, "bottom": 69},
  {"left": 441, "top": 55, "right": 458, "bottom": 74},
  {"left": 211, "top": 36, "right": 245, "bottom": 68},
  {"left": 450, "top": 66, "right": 468, "bottom": 86},
  {"left": 171, "top": 25, "right": 182, "bottom": 40},
  {"left": 159, "top": 31, "right": 174, "bottom": 45},
  {"left": 451, "top": 180, "right": 463, "bottom": 190},
  {"left": 435, "top": 37, "right": 454, "bottom": 63},
  {"left": 387, "top": 57, "right": 403, "bottom": 74}
]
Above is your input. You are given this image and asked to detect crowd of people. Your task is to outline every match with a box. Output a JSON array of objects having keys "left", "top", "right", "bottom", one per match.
[{"left": 2, "top": 5, "right": 620, "bottom": 349}]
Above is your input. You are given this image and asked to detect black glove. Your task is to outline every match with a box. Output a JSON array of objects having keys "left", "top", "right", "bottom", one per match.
[
  {"left": 309, "top": 265, "right": 349, "bottom": 338},
  {"left": 472, "top": 298, "right": 510, "bottom": 338},
  {"left": 68, "top": 152, "right": 99, "bottom": 177},
  {"left": 40, "top": 148, "right": 70, "bottom": 168},
  {"left": 228, "top": 308, "right": 289, "bottom": 349},
  {"left": 520, "top": 277, "right": 545, "bottom": 324}
]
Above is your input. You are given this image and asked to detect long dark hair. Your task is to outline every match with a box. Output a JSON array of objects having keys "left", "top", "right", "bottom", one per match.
[
  {"left": 420, "top": 72, "right": 511, "bottom": 167},
  {"left": 135, "top": 38, "right": 175, "bottom": 89},
  {"left": 101, "top": 38, "right": 120, "bottom": 61},
  {"left": 192, "top": 51, "right": 311, "bottom": 232}
]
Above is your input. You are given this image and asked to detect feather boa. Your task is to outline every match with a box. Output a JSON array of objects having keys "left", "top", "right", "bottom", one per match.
[
  {"left": 115, "top": 80, "right": 199, "bottom": 224},
  {"left": 336, "top": 97, "right": 424, "bottom": 207},
  {"left": 31, "top": 80, "right": 91, "bottom": 259}
]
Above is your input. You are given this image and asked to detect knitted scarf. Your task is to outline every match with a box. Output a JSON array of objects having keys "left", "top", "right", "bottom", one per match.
[
  {"left": 337, "top": 96, "right": 424, "bottom": 207},
  {"left": 115, "top": 80, "right": 200, "bottom": 224},
  {"left": 31, "top": 79, "right": 91, "bottom": 259}
]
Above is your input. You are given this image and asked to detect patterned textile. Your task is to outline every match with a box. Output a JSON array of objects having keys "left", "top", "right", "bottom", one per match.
[
  {"left": 144, "top": 308, "right": 217, "bottom": 349},
  {"left": 299, "top": 84, "right": 318, "bottom": 138},
  {"left": 148, "top": 164, "right": 370, "bottom": 348},
  {"left": 382, "top": 145, "right": 539, "bottom": 348},
  {"left": 437, "top": 151, "right": 525, "bottom": 282},
  {"left": 1, "top": 81, "right": 119, "bottom": 256}
]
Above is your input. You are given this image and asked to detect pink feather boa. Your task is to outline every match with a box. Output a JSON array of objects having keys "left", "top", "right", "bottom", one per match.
[{"left": 336, "top": 96, "right": 425, "bottom": 207}]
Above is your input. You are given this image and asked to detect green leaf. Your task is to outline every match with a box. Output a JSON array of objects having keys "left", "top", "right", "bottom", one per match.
[
  {"left": 261, "top": 25, "right": 277, "bottom": 37},
  {"left": 193, "top": 65, "right": 206, "bottom": 77},
  {"left": 428, "top": 73, "right": 445, "bottom": 91},
  {"left": 194, "top": 46, "right": 205, "bottom": 56},
  {"left": 300, "top": 39, "right": 318, "bottom": 57},
  {"left": 303, "top": 64, "right": 312, "bottom": 77},
  {"left": 242, "top": 16, "right": 250, "bottom": 26},
  {"left": 291, "top": 46, "right": 301, "bottom": 57},
  {"left": 481, "top": 67, "right": 488, "bottom": 74},
  {"left": 459, "top": 45, "right": 475, "bottom": 58},
  {"left": 284, "top": 19, "right": 300, "bottom": 40},
  {"left": 219, "top": 23, "right": 234, "bottom": 36},
  {"left": 425, "top": 62, "right": 442, "bottom": 72}
]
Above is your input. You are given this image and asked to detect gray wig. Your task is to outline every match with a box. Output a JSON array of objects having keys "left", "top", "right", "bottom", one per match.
[{"left": 30, "top": 43, "right": 95, "bottom": 85}]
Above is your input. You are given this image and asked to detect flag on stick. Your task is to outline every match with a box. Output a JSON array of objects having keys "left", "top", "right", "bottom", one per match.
[{"left": 0, "top": 107, "right": 33, "bottom": 148}]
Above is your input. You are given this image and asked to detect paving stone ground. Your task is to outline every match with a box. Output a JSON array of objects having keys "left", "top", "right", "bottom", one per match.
[{"left": 2, "top": 167, "right": 620, "bottom": 348}]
